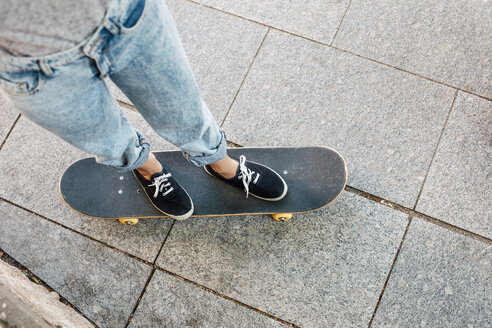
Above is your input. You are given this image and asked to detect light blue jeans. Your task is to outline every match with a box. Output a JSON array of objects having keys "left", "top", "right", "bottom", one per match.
[{"left": 0, "top": 0, "right": 227, "bottom": 171}]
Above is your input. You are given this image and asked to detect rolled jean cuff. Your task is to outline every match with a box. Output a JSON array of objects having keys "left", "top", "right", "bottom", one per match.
[
  {"left": 184, "top": 129, "right": 227, "bottom": 167},
  {"left": 114, "top": 129, "right": 151, "bottom": 172}
]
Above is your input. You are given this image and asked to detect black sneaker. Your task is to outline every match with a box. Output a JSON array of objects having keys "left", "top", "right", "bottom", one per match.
[
  {"left": 204, "top": 155, "right": 288, "bottom": 201},
  {"left": 133, "top": 166, "right": 194, "bottom": 220}
]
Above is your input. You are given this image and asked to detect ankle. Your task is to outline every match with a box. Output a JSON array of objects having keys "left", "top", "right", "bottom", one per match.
[
  {"left": 209, "top": 156, "right": 238, "bottom": 179},
  {"left": 136, "top": 153, "right": 162, "bottom": 180}
]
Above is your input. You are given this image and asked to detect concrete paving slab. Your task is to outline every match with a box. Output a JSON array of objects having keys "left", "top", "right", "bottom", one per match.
[
  {"left": 223, "top": 30, "right": 455, "bottom": 207},
  {"left": 0, "top": 108, "right": 177, "bottom": 262},
  {"left": 198, "top": 0, "right": 350, "bottom": 44},
  {"left": 416, "top": 93, "right": 492, "bottom": 238},
  {"left": 0, "top": 200, "right": 152, "bottom": 328},
  {"left": 128, "top": 270, "right": 288, "bottom": 327},
  {"left": 372, "top": 218, "right": 491, "bottom": 327},
  {"left": 157, "top": 192, "right": 408, "bottom": 327},
  {"left": 333, "top": 0, "right": 492, "bottom": 99},
  {"left": 0, "top": 94, "right": 19, "bottom": 145},
  {"left": 108, "top": 0, "right": 267, "bottom": 124}
]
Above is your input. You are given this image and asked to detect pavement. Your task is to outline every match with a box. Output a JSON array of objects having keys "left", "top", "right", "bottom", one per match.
[{"left": 0, "top": 0, "right": 490, "bottom": 327}]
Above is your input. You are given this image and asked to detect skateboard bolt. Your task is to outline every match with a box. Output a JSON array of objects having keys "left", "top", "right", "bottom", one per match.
[
  {"left": 118, "top": 189, "right": 123, "bottom": 194},
  {"left": 119, "top": 176, "right": 124, "bottom": 180}
]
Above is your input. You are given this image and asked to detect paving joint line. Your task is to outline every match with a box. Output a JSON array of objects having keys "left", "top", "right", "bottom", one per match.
[
  {"left": 154, "top": 266, "right": 299, "bottom": 327},
  {"left": 220, "top": 27, "right": 270, "bottom": 128},
  {"left": 1, "top": 198, "right": 296, "bottom": 325},
  {"left": 327, "top": 45, "right": 490, "bottom": 102},
  {"left": 330, "top": 0, "right": 353, "bottom": 46},
  {"left": 152, "top": 221, "right": 176, "bottom": 264},
  {"left": 345, "top": 186, "right": 492, "bottom": 245},
  {"left": 0, "top": 248, "right": 100, "bottom": 328},
  {"left": 0, "top": 197, "right": 155, "bottom": 267},
  {"left": 367, "top": 216, "right": 413, "bottom": 327},
  {"left": 124, "top": 220, "right": 176, "bottom": 327},
  {"left": 412, "top": 90, "right": 458, "bottom": 210},
  {"left": 124, "top": 268, "right": 156, "bottom": 328},
  {"left": 182, "top": 0, "right": 492, "bottom": 102},
  {"left": 0, "top": 113, "right": 21, "bottom": 152}
]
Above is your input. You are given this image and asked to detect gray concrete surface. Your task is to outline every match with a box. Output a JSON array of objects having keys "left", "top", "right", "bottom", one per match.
[
  {"left": 0, "top": 0, "right": 490, "bottom": 327},
  {"left": 333, "top": 0, "right": 492, "bottom": 99},
  {"left": 0, "top": 201, "right": 151, "bottom": 327},
  {"left": 416, "top": 93, "right": 492, "bottom": 238},
  {"left": 128, "top": 270, "right": 288, "bottom": 327},
  {"left": 157, "top": 192, "right": 408, "bottom": 327},
  {"left": 372, "top": 218, "right": 491, "bottom": 327},
  {"left": 197, "top": 0, "right": 350, "bottom": 44},
  {"left": 223, "top": 30, "right": 455, "bottom": 207},
  {"left": 0, "top": 97, "right": 18, "bottom": 146}
]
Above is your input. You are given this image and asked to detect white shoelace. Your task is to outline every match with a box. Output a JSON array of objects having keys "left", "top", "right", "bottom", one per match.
[
  {"left": 238, "top": 155, "right": 260, "bottom": 198},
  {"left": 148, "top": 173, "right": 174, "bottom": 198}
]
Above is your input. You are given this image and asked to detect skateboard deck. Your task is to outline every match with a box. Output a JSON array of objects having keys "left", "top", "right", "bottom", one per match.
[{"left": 59, "top": 147, "right": 347, "bottom": 224}]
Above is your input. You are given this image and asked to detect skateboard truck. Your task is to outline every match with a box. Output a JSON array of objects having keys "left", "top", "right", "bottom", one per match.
[
  {"left": 119, "top": 218, "right": 139, "bottom": 225},
  {"left": 272, "top": 213, "right": 293, "bottom": 221}
]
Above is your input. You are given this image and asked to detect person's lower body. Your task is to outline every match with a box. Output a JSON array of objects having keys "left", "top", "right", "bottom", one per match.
[{"left": 0, "top": 0, "right": 287, "bottom": 220}]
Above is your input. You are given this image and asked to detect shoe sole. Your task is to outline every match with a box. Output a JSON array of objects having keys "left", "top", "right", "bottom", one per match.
[
  {"left": 204, "top": 161, "right": 288, "bottom": 202},
  {"left": 132, "top": 171, "right": 194, "bottom": 220}
]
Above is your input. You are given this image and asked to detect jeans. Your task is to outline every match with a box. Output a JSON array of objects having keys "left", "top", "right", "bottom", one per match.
[{"left": 0, "top": 0, "right": 227, "bottom": 171}]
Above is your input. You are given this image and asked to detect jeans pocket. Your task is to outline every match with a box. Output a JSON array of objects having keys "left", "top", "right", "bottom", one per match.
[
  {"left": 119, "top": 0, "right": 149, "bottom": 34},
  {"left": 0, "top": 70, "right": 45, "bottom": 96}
]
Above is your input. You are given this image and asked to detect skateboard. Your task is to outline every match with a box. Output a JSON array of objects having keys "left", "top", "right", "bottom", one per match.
[{"left": 59, "top": 147, "right": 347, "bottom": 225}]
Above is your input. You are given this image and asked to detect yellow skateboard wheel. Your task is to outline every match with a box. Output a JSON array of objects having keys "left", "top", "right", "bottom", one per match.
[
  {"left": 272, "top": 213, "right": 293, "bottom": 221},
  {"left": 119, "top": 218, "right": 139, "bottom": 225}
]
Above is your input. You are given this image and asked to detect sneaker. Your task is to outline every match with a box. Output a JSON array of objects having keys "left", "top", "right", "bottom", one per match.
[
  {"left": 204, "top": 155, "right": 288, "bottom": 201},
  {"left": 133, "top": 166, "right": 194, "bottom": 220}
]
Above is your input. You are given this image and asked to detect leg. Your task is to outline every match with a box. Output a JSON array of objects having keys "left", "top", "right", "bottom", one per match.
[
  {"left": 108, "top": 0, "right": 227, "bottom": 168},
  {"left": 0, "top": 56, "right": 149, "bottom": 172}
]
